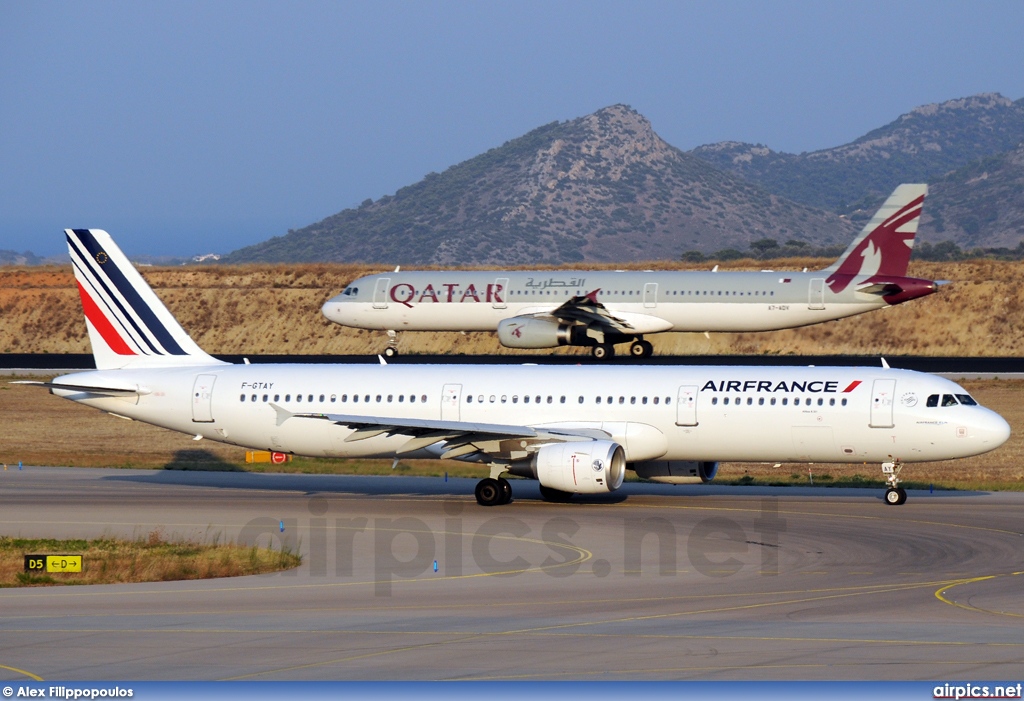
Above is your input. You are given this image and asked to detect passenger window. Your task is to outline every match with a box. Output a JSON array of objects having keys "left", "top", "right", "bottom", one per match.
[
  {"left": 251, "top": 394, "right": 257, "bottom": 402},
  {"left": 467, "top": 395, "right": 474, "bottom": 403},
  {"left": 478, "top": 395, "right": 484, "bottom": 403},
  {"left": 817, "top": 398, "right": 823, "bottom": 406},
  {"left": 630, "top": 397, "right": 636, "bottom": 405},
  {"left": 296, "top": 395, "right": 302, "bottom": 403},
  {"left": 653, "top": 397, "right": 659, "bottom": 405},
  {"left": 956, "top": 394, "right": 978, "bottom": 406},
  {"left": 331, "top": 394, "right": 336, "bottom": 403},
  {"left": 319, "top": 394, "right": 325, "bottom": 402},
  {"left": 421, "top": 395, "right": 427, "bottom": 402},
  {"left": 501, "top": 395, "right": 507, "bottom": 404},
  {"left": 712, "top": 397, "right": 718, "bottom": 405},
  {"left": 286, "top": 394, "right": 292, "bottom": 402},
  {"left": 746, "top": 397, "right": 752, "bottom": 405},
  {"left": 770, "top": 397, "right": 776, "bottom": 405},
  {"left": 723, "top": 397, "right": 729, "bottom": 405},
  {"left": 618, "top": 397, "right": 625, "bottom": 404},
  {"left": 513, "top": 396, "right": 519, "bottom": 403},
  {"left": 409, "top": 395, "right": 416, "bottom": 403},
  {"left": 596, "top": 397, "right": 602, "bottom": 404},
  {"left": 341, "top": 394, "right": 347, "bottom": 402},
  {"left": 560, "top": 396, "right": 566, "bottom": 404},
  {"left": 386, "top": 395, "right": 392, "bottom": 403},
  {"left": 829, "top": 398, "right": 835, "bottom": 406},
  {"left": 524, "top": 396, "right": 530, "bottom": 404},
  {"left": 665, "top": 397, "right": 671, "bottom": 405},
  {"left": 782, "top": 398, "right": 788, "bottom": 406},
  {"left": 642, "top": 397, "right": 647, "bottom": 405},
  {"left": 398, "top": 395, "right": 403, "bottom": 403},
  {"left": 262, "top": 394, "right": 268, "bottom": 402},
  {"left": 793, "top": 398, "right": 800, "bottom": 406},
  {"left": 942, "top": 394, "right": 959, "bottom": 407},
  {"left": 578, "top": 396, "right": 584, "bottom": 404},
  {"left": 239, "top": 394, "right": 245, "bottom": 402},
  {"left": 308, "top": 394, "right": 313, "bottom": 402},
  {"left": 490, "top": 396, "right": 496, "bottom": 403},
  {"left": 274, "top": 394, "right": 280, "bottom": 402},
  {"left": 758, "top": 397, "right": 764, "bottom": 405},
  {"left": 841, "top": 398, "right": 847, "bottom": 406}
]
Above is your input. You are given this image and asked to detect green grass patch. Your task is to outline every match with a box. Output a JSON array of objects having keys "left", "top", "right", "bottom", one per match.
[{"left": 0, "top": 533, "right": 300, "bottom": 588}]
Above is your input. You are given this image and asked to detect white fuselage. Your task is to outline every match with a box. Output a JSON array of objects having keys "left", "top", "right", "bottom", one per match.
[
  {"left": 53, "top": 364, "right": 1008, "bottom": 466},
  {"left": 321, "top": 270, "right": 936, "bottom": 334}
]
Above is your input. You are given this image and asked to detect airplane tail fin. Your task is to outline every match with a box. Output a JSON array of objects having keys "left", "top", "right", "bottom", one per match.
[
  {"left": 66, "top": 229, "right": 227, "bottom": 370},
  {"left": 823, "top": 184, "right": 928, "bottom": 282}
]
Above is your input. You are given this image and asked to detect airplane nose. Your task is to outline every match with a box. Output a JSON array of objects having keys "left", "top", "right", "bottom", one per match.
[
  {"left": 983, "top": 411, "right": 1012, "bottom": 448},
  {"left": 321, "top": 298, "right": 343, "bottom": 322}
]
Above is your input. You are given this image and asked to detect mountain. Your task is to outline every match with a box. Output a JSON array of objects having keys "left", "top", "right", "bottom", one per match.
[
  {"left": 225, "top": 105, "right": 857, "bottom": 265},
  {"left": 691, "top": 94, "right": 1024, "bottom": 218},
  {"left": 923, "top": 141, "right": 1024, "bottom": 249}
]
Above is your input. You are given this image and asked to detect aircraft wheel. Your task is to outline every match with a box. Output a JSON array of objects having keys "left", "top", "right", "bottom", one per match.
[
  {"left": 896, "top": 487, "right": 907, "bottom": 505},
  {"left": 630, "top": 340, "right": 654, "bottom": 358},
  {"left": 383, "top": 347, "right": 399, "bottom": 358},
  {"left": 591, "top": 344, "right": 615, "bottom": 360},
  {"left": 475, "top": 478, "right": 503, "bottom": 506},
  {"left": 539, "top": 484, "right": 574, "bottom": 503},
  {"left": 885, "top": 487, "right": 905, "bottom": 506},
  {"left": 497, "top": 477, "right": 513, "bottom": 504}
]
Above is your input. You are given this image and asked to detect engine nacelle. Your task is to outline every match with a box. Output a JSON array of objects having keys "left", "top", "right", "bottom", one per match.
[
  {"left": 631, "top": 460, "right": 719, "bottom": 484},
  {"left": 497, "top": 317, "right": 573, "bottom": 349},
  {"left": 528, "top": 441, "right": 626, "bottom": 494}
]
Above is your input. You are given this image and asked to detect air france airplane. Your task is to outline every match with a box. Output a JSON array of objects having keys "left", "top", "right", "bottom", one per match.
[
  {"left": 25, "top": 229, "right": 1007, "bottom": 507},
  {"left": 323, "top": 184, "right": 938, "bottom": 359}
]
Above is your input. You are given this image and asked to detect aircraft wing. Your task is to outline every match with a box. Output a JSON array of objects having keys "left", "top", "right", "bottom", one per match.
[
  {"left": 539, "top": 290, "right": 634, "bottom": 332},
  {"left": 274, "top": 405, "right": 600, "bottom": 460}
]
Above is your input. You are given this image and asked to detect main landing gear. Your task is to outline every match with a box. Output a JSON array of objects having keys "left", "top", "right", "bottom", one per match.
[
  {"left": 882, "top": 459, "right": 907, "bottom": 505},
  {"left": 589, "top": 336, "right": 653, "bottom": 360},
  {"left": 475, "top": 477, "right": 513, "bottom": 506},
  {"left": 475, "top": 464, "right": 514, "bottom": 506}
]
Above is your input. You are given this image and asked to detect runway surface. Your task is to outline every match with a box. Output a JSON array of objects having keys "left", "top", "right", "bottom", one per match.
[{"left": 2, "top": 467, "right": 1023, "bottom": 681}]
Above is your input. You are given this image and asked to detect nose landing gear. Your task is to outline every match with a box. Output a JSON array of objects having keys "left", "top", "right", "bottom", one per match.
[{"left": 882, "top": 460, "right": 907, "bottom": 505}]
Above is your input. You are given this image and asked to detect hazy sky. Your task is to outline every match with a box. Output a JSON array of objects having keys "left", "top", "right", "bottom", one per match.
[{"left": 2, "top": 1, "right": 1022, "bottom": 257}]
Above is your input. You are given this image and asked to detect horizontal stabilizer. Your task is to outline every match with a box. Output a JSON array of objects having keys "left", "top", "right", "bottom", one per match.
[{"left": 12, "top": 380, "right": 150, "bottom": 397}]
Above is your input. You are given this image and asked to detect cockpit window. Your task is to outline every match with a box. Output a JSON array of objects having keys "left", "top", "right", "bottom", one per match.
[
  {"left": 341, "top": 287, "right": 359, "bottom": 296},
  {"left": 956, "top": 394, "right": 978, "bottom": 406},
  {"left": 926, "top": 394, "right": 939, "bottom": 407},
  {"left": 941, "top": 394, "right": 959, "bottom": 407}
]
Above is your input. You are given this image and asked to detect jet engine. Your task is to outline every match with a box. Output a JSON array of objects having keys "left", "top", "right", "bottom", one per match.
[
  {"left": 520, "top": 441, "right": 626, "bottom": 494},
  {"left": 631, "top": 460, "right": 719, "bottom": 484},
  {"left": 497, "top": 317, "right": 580, "bottom": 349}
]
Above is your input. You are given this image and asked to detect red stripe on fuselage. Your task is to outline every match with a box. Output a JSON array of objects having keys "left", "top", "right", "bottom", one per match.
[
  {"left": 842, "top": 380, "right": 862, "bottom": 393},
  {"left": 77, "top": 281, "right": 136, "bottom": 355}
]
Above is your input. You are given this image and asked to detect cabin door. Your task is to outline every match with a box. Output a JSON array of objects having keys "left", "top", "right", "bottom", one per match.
[
  {"left": 441, "top": 384, "right": 462, "bottom": 421},
  {"left": 373, "top": 278, "right": 391, "bottom": 309},
  {"left": 675, "top": 385, "right": 698, "bottom": 426},
  {"left": 643, "top": 282, "right": 658, "bottom": 309},
  {"left": 808, "top": 278, "right": 825, "bottom": 310},
  {"left": 869, "top": 379, "right": 896, "bottom": 428},
  {"left": 191, "top": 374, "right": 216, "bottom": 423}
]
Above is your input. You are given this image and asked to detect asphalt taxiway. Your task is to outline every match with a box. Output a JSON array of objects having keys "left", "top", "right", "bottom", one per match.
[{"left": 1, "top": 467, "right": 1023, "bottom": 680}]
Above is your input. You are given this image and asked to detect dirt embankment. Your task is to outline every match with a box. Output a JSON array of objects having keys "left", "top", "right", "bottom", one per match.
[{"left": 1, "top": 258, "right": 1022, "bottom": 356}]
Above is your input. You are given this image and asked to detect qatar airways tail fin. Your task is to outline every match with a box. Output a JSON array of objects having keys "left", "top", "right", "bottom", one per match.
[
  {"left": 66, "top": 229, "right": 227, "bottom": 370},
  {"left": 823, "top": 184, "right": 928, "bottom": 280}
]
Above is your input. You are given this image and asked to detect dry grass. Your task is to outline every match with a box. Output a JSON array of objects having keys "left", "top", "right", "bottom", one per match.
[
  {"left": 2, "top": 375, "right": 1021, "bottom": 491},
  {"left": 0, "top": 531, "right": 301, "bottom": 587},
  {"left": 3, "top": 258, "right": 1024, "bottom": 356}
]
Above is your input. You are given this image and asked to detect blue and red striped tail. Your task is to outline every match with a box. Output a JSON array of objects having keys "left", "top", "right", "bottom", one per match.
[{"left": 66, "top": 229, "right": 226, "bottom": 370}]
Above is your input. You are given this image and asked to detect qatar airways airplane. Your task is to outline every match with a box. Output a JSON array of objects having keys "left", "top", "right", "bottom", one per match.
[
  {"left": 23, "top": 229, "right": 1007, "bottom": 507},
  {"left": 323, "top": 184, "right": 938, "bottom": 359}
]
